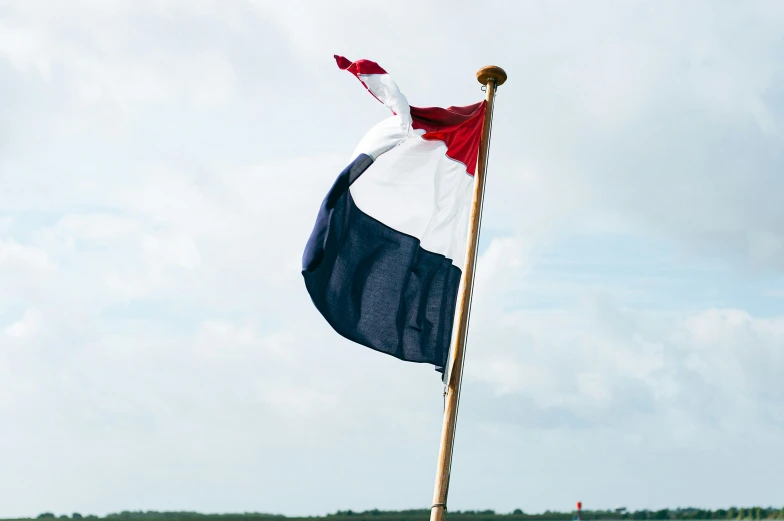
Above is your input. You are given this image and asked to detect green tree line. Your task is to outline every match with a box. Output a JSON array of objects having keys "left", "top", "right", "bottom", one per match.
[{"left": 6, "top": 507, "right": 784, "bottom": 521}]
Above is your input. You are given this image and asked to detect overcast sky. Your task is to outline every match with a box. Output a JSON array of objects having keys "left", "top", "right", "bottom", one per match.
[{"left": 2, "top": 0, "right": 784, "bottom": 518}]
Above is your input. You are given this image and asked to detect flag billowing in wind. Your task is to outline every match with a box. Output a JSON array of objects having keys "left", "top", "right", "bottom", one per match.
[{"left": 302, "top": 56, "right": 486, "bottom": 373}]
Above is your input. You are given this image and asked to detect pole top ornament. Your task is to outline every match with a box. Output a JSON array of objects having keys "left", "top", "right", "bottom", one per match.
[{"left": 476, "top": 66, "right": 507, "bottom": 86}]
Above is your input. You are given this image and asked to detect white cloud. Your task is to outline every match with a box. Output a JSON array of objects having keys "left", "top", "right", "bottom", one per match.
[
  {"left": 1, "top": 0, "right": 784, "bottom": 517},
  {"left": 53, "top": 214, "right": 141, "bottom": 240},
  {"left": 0, "top": 240, "right": 56, "bottom": 272},
  {"left": 4, "top": 307, "right": 40, "bottom": 339},
  {"left": 468, "top": 240, "right": 784, "bottom": 435}
]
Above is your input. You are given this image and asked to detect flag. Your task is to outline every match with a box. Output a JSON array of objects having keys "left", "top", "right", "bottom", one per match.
[{"left": 302, "top": 56, "right": 486, "bottom": 373}]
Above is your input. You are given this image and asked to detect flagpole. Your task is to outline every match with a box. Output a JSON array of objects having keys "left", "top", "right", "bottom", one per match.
[{"left": 430, "top": 65, "right": 507, "bottom": 521}]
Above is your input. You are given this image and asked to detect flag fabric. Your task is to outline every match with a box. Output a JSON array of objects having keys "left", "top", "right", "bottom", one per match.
[{"left": 302, "top": 56, "right": 486, "bottom": 373}]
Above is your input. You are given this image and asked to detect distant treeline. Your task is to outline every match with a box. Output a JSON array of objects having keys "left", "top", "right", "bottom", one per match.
[{"left": 6, "top": 508, "right": 784, "bottom": 521}]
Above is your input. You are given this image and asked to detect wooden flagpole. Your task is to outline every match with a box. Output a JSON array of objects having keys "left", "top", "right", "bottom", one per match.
[{"left": 429, "top": 65, "right": 507, "bottom": 521}]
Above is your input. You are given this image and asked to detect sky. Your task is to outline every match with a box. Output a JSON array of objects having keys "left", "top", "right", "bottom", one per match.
[{"left": 1, "top": 0, "right": 784, "bottom": 517}]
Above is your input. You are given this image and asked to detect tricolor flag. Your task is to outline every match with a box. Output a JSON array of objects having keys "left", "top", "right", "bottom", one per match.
[{"left": 302, "top": 56, "right": 486, "bottom": 374}]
